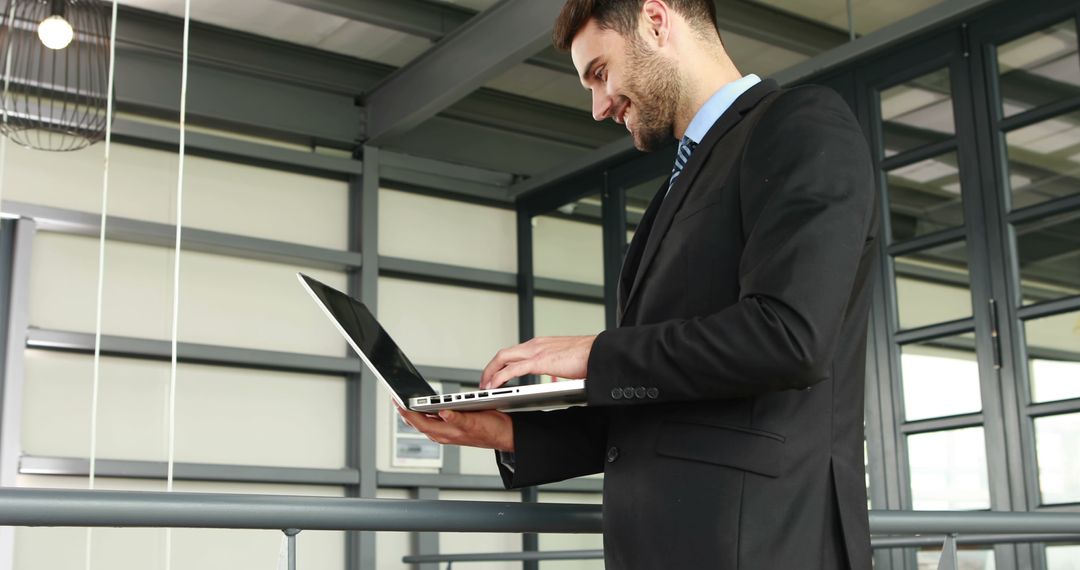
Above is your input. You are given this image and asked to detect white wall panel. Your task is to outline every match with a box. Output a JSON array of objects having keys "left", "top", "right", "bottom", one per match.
[
  {"left": 378, "top": 278, "right": 517, "bottom": 370},
  {"left": 1, "top": 142, "right": 349, "bottom": 249},
  {"left": 459, "top": 445, "right": 500, "bottom": 476},
  {"left": 22, "top": 351, "right": 347, "bottom": 468},
  {"left": 379, "top": 189, "right": 516, "bottom": 272},
  {"left": 28, "top": 232, "right": 348, "bottom": 356},
  {"left": 533, "top": 216, "right": 603, "bottom": 285},
  {"left": 534, "top": 297, "right": 605, "bottom": 338}
]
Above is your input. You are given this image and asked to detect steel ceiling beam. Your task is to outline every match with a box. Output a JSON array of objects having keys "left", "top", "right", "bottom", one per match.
[
  {"left": 716, "top": 0, "right": 848, "bottom": 54},
  {"left": 276, "top": 0, "right": 575, "bottom": 74},
  {"left": 362, "top": 0, "right": 565, "bottom": 145}
]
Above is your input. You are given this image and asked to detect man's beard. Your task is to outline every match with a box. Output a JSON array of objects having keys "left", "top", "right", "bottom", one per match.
[{"left": 623, "top": 36, "right": 682, "bottom": 152}]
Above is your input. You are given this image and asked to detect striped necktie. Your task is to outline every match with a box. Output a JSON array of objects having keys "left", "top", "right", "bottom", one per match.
[{"left": 667, "top": 135, "right": 698, "bottom": 196}]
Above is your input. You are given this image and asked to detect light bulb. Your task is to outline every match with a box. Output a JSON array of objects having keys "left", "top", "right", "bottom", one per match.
[{"left": 38, "top": 15, "right": 74, "bottom": 50}]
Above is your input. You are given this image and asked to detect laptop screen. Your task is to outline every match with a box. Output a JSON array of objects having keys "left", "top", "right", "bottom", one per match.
[{"left": 300, "top": 274, "right": 436, "bottom": 400}]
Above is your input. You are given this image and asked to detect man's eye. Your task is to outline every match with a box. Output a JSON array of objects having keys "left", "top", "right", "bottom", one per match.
[{"left": 596, "top": 67, "right": 605, "bottom": 82}]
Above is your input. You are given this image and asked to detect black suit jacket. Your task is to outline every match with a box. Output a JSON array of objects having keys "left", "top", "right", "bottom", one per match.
[{"left": 498, "top": 80, "right": 878, "bottom": 570}]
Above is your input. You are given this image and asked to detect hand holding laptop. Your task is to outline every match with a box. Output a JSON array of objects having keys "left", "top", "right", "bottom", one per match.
[
  {"left": 396, "top": 405, "right": 516, "bottom": 452},
  {"left": 480, "top": 335, "right": 597, "bottom": 390}
]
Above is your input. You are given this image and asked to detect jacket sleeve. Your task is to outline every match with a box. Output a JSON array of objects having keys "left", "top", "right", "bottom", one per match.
[
  {"left": 585, "top": 86, "right": 877, "bottom": 405},
  {"left": 496, "top": 405, "right": 607, "bottom": 489}
]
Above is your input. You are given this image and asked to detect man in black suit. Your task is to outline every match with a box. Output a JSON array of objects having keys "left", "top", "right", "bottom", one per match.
[{"left": 398, "top": 0, "right": 878, "bottom": 568}]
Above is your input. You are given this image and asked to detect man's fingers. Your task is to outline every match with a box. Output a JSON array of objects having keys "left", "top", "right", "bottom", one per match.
[
  {"left": 481, "top": 342, "right": 538, "bottom": 388},
  {"left": 490, "top": 359, "right": 535, "bottom": 389}
]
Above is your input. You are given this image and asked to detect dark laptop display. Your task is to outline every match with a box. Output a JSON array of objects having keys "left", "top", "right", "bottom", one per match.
[{"left": 299, "top": 273, "right": 436, "bottom": 400}]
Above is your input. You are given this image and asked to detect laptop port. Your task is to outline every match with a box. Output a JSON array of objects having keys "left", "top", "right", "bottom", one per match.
[
  {"left": 442, "top": 396, "right": 453, "bottom": 403},
  {"left": 478, "top": 391, "right": 489, "bottom": 398},
  {"left": 464, "top": 393, "right": 475, "bottom": 399},
  {"left": 454, "top": 394, "right": 462, "bottom": 400},
  {"left": 493, "top": 390, "right": 512, "bottom": 396}
]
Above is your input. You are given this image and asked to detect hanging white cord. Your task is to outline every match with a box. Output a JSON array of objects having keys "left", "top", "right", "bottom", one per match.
[
  {"left": 0, "top": 4, "right": 17, "bottom": 224},
  {"left": 84, "top": 3, "right": 121, "bottom": 570},
  {"left": 164, "top": 0, "right": 193, "bottom": 567}
]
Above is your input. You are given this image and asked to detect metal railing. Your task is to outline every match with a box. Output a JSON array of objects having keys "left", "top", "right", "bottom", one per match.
[{"left": 2, "top": 487, "right": 1079, "bottom": 569}]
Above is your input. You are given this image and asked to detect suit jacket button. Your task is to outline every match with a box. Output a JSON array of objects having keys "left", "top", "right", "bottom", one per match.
[
  {"left": 622, "top": 387, "right": 635, "bottom": 399},
  {"left": 606, "top": 446, "right": 619, "bottom": 463},
  {"left": 610, "top": 388, "right": 622, "bottom": 400},
  {"left": 634, "top": 387, "right": 647, "bottom": 399},
  {"left": 646, "top": 387, "right": 659, "bottom": 399}
]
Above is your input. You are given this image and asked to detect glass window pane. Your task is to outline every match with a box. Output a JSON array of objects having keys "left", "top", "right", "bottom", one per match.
[
  {"left": 1047, "top": 544, "right": 1080, "bottom": 569},
  {"left": 1014, "top": 210, "right": 1080, "bottom": 304},
  {"left": 887, "top": 151, "right": 964, "bottom": 241},
  {"left": 901, "top": 335, "right": 982, "bottom": 421},
  {"left": 1034, "top": 413, "right": 1080, "bottom": 505},
  {"left": 1026, "top": 309, "right": 1080, "bottom": 403},
  {"left": 894, "top": 241, "right": 973, "bottom": 330},
  {"left": 908, "top": 427, "right": 990, "bottom": 510},
  {"left": 880, "top": 68, "right": 954, "bottom": 157},
  {"left": 998, "top": 20, "right": 1080, "bottom": 118},
  {"left": 1005, "top": 110, "right": 1080, "bottom": 210}
]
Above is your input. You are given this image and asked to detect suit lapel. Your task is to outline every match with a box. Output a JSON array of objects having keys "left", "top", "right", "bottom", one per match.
[
  {"left": 620, "top": 80, "right": 780, "bottom": 321},
  {"left": 616, "top": 177, "right": 668, "bottom": 324}
]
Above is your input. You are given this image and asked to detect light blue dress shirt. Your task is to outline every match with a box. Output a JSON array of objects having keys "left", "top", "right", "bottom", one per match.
[{"left": 683, "top": 74, "right": 762, "bottom": 145}]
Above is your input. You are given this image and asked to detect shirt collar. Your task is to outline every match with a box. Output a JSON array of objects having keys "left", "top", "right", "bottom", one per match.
[{"left": 683, "top": 74, "right": 762, "bottom": 145}]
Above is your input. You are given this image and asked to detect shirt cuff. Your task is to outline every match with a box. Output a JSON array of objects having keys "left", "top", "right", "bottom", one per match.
[{"left": 497, "top": 451, "right": 516, "bottom": 473}]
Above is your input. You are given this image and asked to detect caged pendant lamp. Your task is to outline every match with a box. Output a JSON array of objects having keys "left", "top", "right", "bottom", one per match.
[{"left": 0, "top": 0, "right": 111, "bottom": 152}]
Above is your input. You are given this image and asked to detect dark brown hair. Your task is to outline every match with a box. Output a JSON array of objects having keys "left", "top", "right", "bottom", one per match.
[{"left": 553, "top": 0, "right": 720, "bottom": 52}]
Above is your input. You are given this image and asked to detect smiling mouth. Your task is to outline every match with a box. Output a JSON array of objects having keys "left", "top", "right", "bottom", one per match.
[{"left": 617, "top": 102, "right": 631, "bottom": 131}]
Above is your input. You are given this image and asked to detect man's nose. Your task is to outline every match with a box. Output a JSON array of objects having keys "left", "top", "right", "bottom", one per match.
[{"left": 592, "top": 93, "right": 612, "bottom": 122}]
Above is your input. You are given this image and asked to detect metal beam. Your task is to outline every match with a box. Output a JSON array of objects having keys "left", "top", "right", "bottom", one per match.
[
  {"left": 377, "top": 471, "right": 604, "bottom": 493},
  {"left": 363, "top": 0, "right": 564, "bottom": 144},
  {"left": 275, "top": 0, "right": 470, "bottom": 40},
  {"left": 404, "top": 534, "right": 1080, "bottom": 564},
  {"left": 26, "top": 328, "right": 361, "bottom": 376},
  {"left": 275, "top": 0, "right": 576, "bottom": 74},
  {"left": 715, "top": 0, "right": 848, "bottom": 55},
  {"left": 0, "top": 488, "right": 604, "bottom": 533},
  {"left": 0, "top": 219, "right": 34, "bottom": 570},
  {"left": 1, "top": 201, "right": 363, "bottom": 271},
  {"left": 19, "top": 456, "right": 359, "bottom": 486},
  {"left": 0, "top": 220, "right": 33, "bottom": 489},
  {"left": 6, "top": 488, "right": 1080, "bottom": 536},
  {"left": 112, "top": 117, "right": 364, "bottom": 178}
]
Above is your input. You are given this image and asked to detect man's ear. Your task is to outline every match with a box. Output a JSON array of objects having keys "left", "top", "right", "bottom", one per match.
[{"left": 641, "top": 0, "right": 671, "bottom": 47}]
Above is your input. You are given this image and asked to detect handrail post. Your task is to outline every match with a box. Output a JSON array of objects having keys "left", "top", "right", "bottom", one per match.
[
  {"left": 284, "top": 528, "right": 300, "bottom": 570},
  {"left": 937, "top": 533, "right": 958, "bottom": 570}
]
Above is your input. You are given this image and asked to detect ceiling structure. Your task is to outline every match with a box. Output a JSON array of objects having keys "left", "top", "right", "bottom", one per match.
[{"left": 104, "top": 0, "right": 957, "bottom": 200}]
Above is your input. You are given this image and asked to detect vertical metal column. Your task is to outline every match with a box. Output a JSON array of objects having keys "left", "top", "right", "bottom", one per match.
[
  {"left": 515, "top": 206, "right": 539, "bottom": 570},
  {"left": 0, "top": 218, "right": 35, "bottom": 570},
  {"left": 283, "top": 528, "right": 300, "bottom": 570},
  {"left": 346, "top": 147, "right": 379, "bottom": 570}
]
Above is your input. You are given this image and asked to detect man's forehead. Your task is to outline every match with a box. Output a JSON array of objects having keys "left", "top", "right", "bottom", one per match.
[{"left": 570, "top": 20, "right": 621, "bottom": 75}]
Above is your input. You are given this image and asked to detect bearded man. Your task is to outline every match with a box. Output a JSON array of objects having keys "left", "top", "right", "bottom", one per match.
[{"left": 399, "top": 1, "right": 878, "bottom": 568}]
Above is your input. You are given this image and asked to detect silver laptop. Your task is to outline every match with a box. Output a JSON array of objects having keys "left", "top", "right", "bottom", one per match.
[{"left": 297, "top": 273, "right": 587, "bottom": 412}]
